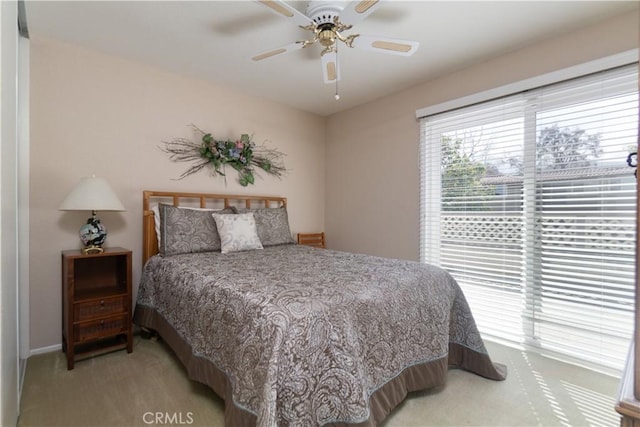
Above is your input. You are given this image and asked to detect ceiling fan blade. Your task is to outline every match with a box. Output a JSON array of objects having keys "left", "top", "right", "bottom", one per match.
[
  {"left": 350, "top": 34, "right": 419, "bottom": 56},
  {"left": 321, "top": 50, "right": 340, "bottom": 84},
  {"left": 251, "top": 41, "right": 304, "bottom": 61},
  {"left": 340, "top": 0, "right": 383, "bottom": 25},
  {"left": 257, "top": 0, "right": 315, "bottom": 28}
]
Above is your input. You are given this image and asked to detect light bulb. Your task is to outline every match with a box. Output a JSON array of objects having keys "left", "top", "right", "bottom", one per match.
[{"left": 334, "top": 94, "right": 340, "bottom": 100}]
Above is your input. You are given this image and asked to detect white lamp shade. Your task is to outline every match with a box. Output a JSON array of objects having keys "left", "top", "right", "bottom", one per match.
[{"left": 59, "top": 176, "right": 126, "bottom": 212}]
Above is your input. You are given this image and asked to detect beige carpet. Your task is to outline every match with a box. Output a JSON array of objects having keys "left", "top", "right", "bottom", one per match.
[{"left": 18, "top": 336, "right": 621, "bottom": 427}]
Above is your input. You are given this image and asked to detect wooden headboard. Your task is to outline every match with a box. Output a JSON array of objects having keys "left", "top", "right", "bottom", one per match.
[{"left": 142, "top": 190, "right": 288, "bottom": 266}]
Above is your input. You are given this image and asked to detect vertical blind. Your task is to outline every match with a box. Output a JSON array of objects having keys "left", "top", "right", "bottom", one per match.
[{"left": 420, "top": 64, "right": 638, "bottom": 372}]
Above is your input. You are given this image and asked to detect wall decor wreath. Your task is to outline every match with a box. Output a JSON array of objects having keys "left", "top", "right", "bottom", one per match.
[{"left": 161, "top": 125, "right": 286, "bottom": 186}]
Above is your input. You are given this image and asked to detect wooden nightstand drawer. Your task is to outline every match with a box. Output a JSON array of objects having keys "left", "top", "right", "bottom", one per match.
[
  {"left": 74, "top": 296, "right": 126, "bottom": 321},
  {"left": 75, "top": 315, "right": 128, "bottom": 343}
]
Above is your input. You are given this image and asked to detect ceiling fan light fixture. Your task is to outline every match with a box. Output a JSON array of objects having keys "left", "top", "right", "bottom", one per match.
[
  {"left": 254, "top": 0, "right": 419, "bottom": 95},
  {"left": 319, "top": 28, "right": 336, "bottom": 47}
]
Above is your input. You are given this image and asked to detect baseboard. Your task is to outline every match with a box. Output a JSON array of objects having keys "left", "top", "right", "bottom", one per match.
[{"left": 29, "top": 344, "right": 62, "bottom": 356}]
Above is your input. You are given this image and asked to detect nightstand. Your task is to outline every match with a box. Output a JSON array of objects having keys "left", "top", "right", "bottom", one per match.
[
  {"left": 297, "top": 232, "right": 325, "bottom": 248},
  {"left": 62, "top": 247, "right": 132, "bottom": 370}
]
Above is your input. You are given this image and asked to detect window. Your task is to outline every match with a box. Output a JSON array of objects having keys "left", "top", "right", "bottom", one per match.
[{"left": 420, "top": 64, "right": 638, "bottom": 372}]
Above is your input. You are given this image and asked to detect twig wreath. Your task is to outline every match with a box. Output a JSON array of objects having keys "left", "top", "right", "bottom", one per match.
[{"left": 161, "top": 125, "right": 286, "bottom": 186}]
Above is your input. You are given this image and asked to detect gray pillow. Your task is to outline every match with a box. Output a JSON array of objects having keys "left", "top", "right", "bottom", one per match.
[
  {"left": 236, "top": 206, "right": 294, "bottom": 247},
  {"left": 159, "top": 204, "right": 234, "bottom": 255}
]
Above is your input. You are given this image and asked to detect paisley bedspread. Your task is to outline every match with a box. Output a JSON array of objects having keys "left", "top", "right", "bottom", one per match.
[{"left": 134, "top": 244, "right": 505, "bottom": 426}]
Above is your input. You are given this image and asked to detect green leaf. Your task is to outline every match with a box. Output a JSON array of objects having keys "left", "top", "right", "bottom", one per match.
[
  {"left": 239, "top": 176, "right": 248, "bottom": 186},
  {"left": 241, "top": 134, "right": 250, "bottom": 144},
  {"left": 202, "top": 133, "right": 213, "bottom": 143},
  {"left": 246, "top": 172, "right": 255, "bottom": 184}
]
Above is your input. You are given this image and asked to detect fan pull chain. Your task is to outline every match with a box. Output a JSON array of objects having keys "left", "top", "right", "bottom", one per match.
[{"left": 334, "top": 44, "right": 340, "bottom": 100}]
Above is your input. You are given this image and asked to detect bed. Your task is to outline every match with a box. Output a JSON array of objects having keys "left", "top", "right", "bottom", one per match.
[{"left": 133, "top": 190, "right": 506, "bottom": 426}]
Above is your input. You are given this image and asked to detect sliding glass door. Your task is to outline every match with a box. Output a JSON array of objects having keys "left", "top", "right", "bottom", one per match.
[{"left": 420, "top": 65, "right": 638, "bottom": 371}]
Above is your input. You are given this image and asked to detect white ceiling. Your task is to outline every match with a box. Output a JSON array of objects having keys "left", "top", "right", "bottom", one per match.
[{"left": 25, "top": 1, "right": 638, "bottom": 117}]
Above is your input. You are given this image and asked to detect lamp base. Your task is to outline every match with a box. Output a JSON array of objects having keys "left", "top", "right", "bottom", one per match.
[
  {"left": 82, "top": 245, "right": 104, "bottom": 255},
  {"left": 79, "top": 212, "right": 108, "bottom": 253}
]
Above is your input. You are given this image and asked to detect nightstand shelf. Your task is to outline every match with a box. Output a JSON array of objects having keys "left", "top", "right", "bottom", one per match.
[
  {"left": 74, "top": 288, "right": 128, "bottom": 301},
  {"left": 62, "top": 247, "right": 132, "bottom": 370}
]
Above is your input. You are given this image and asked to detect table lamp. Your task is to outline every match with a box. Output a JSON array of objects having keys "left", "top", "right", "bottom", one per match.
[{"left": 59, "top": 175, "right": 126, "bottom": 254}]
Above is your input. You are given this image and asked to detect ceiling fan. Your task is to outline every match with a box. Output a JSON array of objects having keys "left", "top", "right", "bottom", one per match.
[{"left": 252, "top": 0, "right": 419, "bottom": 86}]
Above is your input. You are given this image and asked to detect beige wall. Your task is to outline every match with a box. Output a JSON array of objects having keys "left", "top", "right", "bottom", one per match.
[
  {"left": 30, "top": 38, "right": 326, "bottom": 350},
  {"left": 325, "top": 11, "right": 639, "bottom": 261}
]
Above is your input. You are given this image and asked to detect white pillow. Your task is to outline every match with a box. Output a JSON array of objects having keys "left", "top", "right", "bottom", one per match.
[
  {"left": 212, "top": 213, "right": 263, "bottom": 254},
  {"left": 151, "top": 204, "right": 222, "bottom": 248}
]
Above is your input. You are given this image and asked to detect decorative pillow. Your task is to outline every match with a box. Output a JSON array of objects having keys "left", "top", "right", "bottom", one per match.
[
  {"left": 159, "top": 204, "right": 234, "bottom": 255},
  {"left": 212, "top": 212, "right": 264, "bottom": 254},
  {"left": 153, "top": 204, "right": 228, "bottom": 248},
  {"left": 235, "top": 206, "right": 294, "bottom": 247}
]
